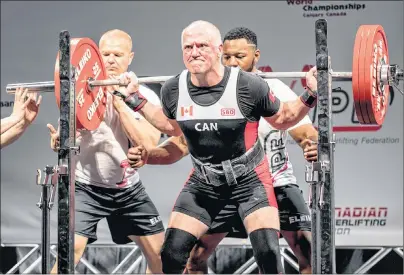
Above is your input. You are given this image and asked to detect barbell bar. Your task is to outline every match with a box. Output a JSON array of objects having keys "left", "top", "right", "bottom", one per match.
[
  {"left": 7, "top": 65, "right": 404, "bottom": 95},
  {"left": 6, "top": 71, "right": 356, "bottom": 94}
]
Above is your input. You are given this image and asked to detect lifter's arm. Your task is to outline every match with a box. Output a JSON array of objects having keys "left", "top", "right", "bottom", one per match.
[
  {"left": 113, "top": 72, "right": 183, "bottom": 137},
  {"left": 137, "top": 104, "right": 183, "bottom": 137},
  {"left": 264, "top": 67, "right": 318, "bottom": 130},
  {"left": 265, "top": 101, "right": 312, "bottom": 130}
]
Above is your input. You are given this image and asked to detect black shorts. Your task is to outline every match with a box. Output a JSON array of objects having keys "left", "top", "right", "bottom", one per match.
[
  {"left": 209, "top": 184, "right": 311, "bottom": 238},
  {"left": 75, "top": 181, "right": 165, "bottom": 244},
  {"left": 173, "top": 158, "right": 278, "bottom": 229}
]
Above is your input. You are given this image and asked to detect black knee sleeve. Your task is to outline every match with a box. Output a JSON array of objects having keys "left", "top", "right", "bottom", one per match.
[
  {"left": 249, "top": 228, "right": 284, "bottom": 274},
  {"left": 160, "top": 228, "right": 198, "bottom": 274}
]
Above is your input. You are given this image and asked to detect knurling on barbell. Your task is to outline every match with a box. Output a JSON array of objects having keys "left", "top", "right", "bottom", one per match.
[{"left": 5, "top": 25, "right": 403, "bottom": 130}]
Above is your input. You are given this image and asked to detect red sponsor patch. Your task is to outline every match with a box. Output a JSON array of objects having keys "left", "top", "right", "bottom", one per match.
[{"left": 221, "top": 108, "right": 235, "bottom": 116}]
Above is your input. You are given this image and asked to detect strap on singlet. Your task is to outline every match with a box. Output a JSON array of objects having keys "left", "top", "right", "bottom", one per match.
[{"left": 190, "top": 141, "right": 265, "bottom": 187}]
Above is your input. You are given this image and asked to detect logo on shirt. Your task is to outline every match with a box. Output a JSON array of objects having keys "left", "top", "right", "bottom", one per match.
[
  {"left": 221, "top": 108, "right": 235, "bottom": 116},
  {"left": 180, "top": 105, "right": 193, "bottom": 117},
  {"left": 263, "top": 130, "right": 288, "bottom": 174}
]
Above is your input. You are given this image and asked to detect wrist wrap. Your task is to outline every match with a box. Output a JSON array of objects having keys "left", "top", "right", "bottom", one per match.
[
  {"left": 300, "top": 88, "right": 317, "bottom": 108},
  {"left": 124, "top": 91, "right": 148, "bottom": 112}
]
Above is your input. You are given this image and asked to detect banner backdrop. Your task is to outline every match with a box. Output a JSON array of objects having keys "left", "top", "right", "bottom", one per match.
[{"left": 1, "top": 1, "right": 403, "bottom": 247}]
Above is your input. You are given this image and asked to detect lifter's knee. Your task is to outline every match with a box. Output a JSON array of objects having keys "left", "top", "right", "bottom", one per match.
[
  {"left": 161, "top": 228, "right": 198, "bottom": 274},
  {"left": 249, "top": 228, "right": 284, "bottom": 274}
]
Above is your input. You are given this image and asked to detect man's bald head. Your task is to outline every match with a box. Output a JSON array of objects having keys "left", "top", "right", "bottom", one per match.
[
  {"left": 99, "top": 29, "right": 133, "bottom": 52},
  {"left": 99, "top": 29, "right": 134, "bottom": 76},
  {"left": 181, "top": 20, "right": 222, "bottom": 49}
]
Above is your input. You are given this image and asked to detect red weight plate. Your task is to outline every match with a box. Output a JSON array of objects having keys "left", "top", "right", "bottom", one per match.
[
  {"left": 358, "top": 26, "right": 373, "bottom": 124},
  {"left": 54, "top": 38, "right": 107, "bottom": 131},
  {"left": 352, "top": 25, "right": 368, "bottom": 124},
  {"left": 363, "top": 25, "right": 389, "bottom": 125}
]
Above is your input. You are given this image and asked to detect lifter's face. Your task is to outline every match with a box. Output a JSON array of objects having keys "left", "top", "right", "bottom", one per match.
[
  {"left": 99, "top": 36, "right": 134, "bottom": 77},
  {"left": 222, "top": 38, "right": 260, "bottom": 72},
  {"left": 182, "top": 30, "right": 222, "bottom": 74}
]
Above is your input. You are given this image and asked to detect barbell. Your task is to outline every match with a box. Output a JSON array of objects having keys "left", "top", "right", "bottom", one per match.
[{"left": 6, "top": 25, "right": 403, "bottom": 130}]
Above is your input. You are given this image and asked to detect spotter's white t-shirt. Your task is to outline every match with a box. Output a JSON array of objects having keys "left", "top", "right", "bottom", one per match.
[{"left": 74, "top": 85, "right": 160, "bottom": 189}]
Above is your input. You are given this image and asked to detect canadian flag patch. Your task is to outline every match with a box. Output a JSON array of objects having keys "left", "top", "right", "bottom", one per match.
[{"left": 180, "top": 105, "right": 193, "bottom": 117}]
